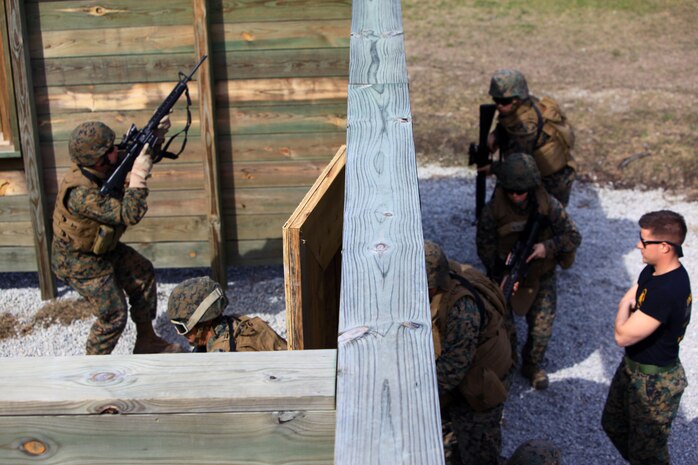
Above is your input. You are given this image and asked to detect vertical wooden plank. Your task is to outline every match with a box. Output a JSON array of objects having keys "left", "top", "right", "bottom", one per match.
[
  {"left": 5, "top": 0, "right": 55, "bottom": 298},
  {"left": 334, "top": 0, "right": 443, "bottom": 464},
  {"left": 192, "top": 0, "right": 227, "bottom": 286},
  {"left": 283, "top": 146, "right": 346, "bottom": 350}
]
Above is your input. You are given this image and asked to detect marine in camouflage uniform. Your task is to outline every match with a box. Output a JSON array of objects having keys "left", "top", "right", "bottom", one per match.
[
  {"left": 476, "top": 154, "right": 581, "bottom": 389},
  {"left": 426, "top": 241, "right": 515, "bottom": 465},
  {"left": 505, "top": 440, "right": 562, "bottom": 465},
  {"left": 51, "top": 121, "right": 180, "bottom": 355},
  {"left": 602, "top": 210, "right": 691, "bottom": 465},
  {"left": 167, "top": 276, "right": 287, "bottom": 352},
  {"left": 488, "top": 69, "right": 576, "bottom": 207}
]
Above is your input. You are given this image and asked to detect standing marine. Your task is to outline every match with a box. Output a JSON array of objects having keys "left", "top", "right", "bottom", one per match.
[
  {"left": 52, "top": 120, "right": 180, "bottom": 355},
  {"left": 476, "top": 153, "right": 581, "bottom": 389},
  {"left": 487, "top": 69, "right": 576, "bottom": 206}
]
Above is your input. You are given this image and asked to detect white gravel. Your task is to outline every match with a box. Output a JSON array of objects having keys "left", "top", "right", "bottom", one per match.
[{"left": 1, "top": 165, "right": 696, "bottom": 464}]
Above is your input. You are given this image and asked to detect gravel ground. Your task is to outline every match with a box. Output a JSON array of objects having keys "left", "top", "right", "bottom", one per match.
[{"left": 1, "top": 166, "right": 696, "bottom": 464}]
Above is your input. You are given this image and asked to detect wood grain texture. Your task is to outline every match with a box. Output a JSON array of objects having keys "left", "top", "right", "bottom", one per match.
[
  {"left": 0, "top": 410, "right": 335, "bottom": 464},
  {"left": 334, "top": 0, "right": 444, "bottom": 464},
  {"left": 212, "top": 0, "right": 351, "bottom": 23},
  {"left": 0, "top": 349, "right": 336, "bottom": 415},
  {"left": 193, "top": 0, "right": 226, "bottom": 286},
  {"left": 283, "top": 146, "right": 345, "bottom": 350},
  {"left": 5, "top": 0, "right": 55, "bottom": 298}
]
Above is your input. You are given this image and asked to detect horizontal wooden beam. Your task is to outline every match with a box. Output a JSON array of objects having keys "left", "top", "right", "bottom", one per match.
[{"left": 0, "top": 349, "right": 336, "bottom": 416}]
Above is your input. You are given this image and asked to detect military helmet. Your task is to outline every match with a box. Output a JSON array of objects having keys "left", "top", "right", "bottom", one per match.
[
  {"left": 166, "top": 277, "right": 229, "bottom": 335},
  {"left": 498, "top": 153, "right": 541, "bottom": 192},
  {"left": 506, "top": 440, "right": 562, "bottom": 465},
  {"left": 68, "top": 121, "right": 116, "bottom": 166},
  {"left": 489, "top": 69, "right": 529, "bottom": 100},
  {"left": 424, "top": 240, "right": 449, "bottom": 291}
]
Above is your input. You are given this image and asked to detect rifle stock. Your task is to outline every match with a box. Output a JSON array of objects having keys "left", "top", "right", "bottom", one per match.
[
  {"left": 468, "top": 103, "right": 497, "bottom": 219},
  {"left": 99, "top": 55, "right": 208, "bottom": 197}
]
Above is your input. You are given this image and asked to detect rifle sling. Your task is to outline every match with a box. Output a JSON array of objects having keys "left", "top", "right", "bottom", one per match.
[{"left": 158, "top": 80, "right": 193, "bottom": 162}]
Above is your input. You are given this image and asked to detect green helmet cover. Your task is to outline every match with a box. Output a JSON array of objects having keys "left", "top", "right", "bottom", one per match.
[
  {"left": 498, "top": 153, "right": 541, "bottom": 192},
  {"left": 424, "top": 240, "right": 449, "bottom": 290},
  {"left": 506, "top": 440, "right": 562, "bottom": 465},
  {"left": 166, "top": 277, "right": 228, "bottom": 329},
  {"left": 68, "top": 121, "right": 116, "bottom": 166},
  {"left": 489, "top": 69, "right": 529, "bottom": 100}
]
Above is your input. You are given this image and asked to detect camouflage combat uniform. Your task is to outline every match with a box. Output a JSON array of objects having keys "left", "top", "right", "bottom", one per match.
[
  {"left": 52, "top": 168, "right": 155, "bottom": 355},
  {"left": 427, "top": 242, "right": 514, "bottom": 465},
  {"left": 476, "top": 184, "right": 581, "bottom": 380},
  {"left": 203, "top": 315, "right": 287, "bottom": 352},
  {"left": 602, "top": 263, "right": 691, "bottom": 464},
  {"left": 489, "top": 70, "right": 577, "bottom": 207}
]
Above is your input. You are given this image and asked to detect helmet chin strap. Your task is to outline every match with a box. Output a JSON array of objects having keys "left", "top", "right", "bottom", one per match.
[{"left": 182, "top": 287, "right": 223, "bottom": 335}]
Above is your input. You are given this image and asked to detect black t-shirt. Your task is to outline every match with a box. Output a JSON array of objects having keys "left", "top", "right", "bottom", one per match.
[{"left": 626, "top": 264, "right": 692, "bottom": 366}]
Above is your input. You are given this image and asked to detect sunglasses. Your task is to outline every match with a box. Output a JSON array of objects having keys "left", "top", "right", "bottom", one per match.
[
  {"left": 505, "top": 188, "right": 528, "bottom": 196},
  {"left": 493, "top": 97, "right": 514, "bottom": 106},
  {"left": 639, "top": 233, "right": 684, "bottom": 257}
]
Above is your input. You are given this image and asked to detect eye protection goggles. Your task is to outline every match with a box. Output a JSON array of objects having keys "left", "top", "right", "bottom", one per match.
[
  {"left": 171, "top": 287, "right": 224, "bottom": 335},
  {"left": 493, "top": 96, "right": 514, "bottom": 106}
]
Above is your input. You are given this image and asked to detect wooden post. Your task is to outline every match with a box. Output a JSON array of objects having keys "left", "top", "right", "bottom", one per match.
[
  {"left": 192, "top": 0, "right": 227, "bottom": 287},
  {"left": 4, "top": 0, "right": 55, "bottom": 298},
  {"left": 334, "top": 0, "right": 444, "bottom": 464}
]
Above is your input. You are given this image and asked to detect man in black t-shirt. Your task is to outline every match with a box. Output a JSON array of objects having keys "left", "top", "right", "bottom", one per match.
[{"left": 602, "top": 210, "right": 692, "bottom": 465}]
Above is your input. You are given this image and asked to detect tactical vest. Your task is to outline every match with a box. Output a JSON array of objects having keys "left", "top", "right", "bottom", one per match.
[
  {"left": 499, "top": 96, "right": 576, "bottom": 177},
  {"left": 52, "top": 166, "right": 125, "bottom": 254},
  {"left": 209, "top": 316, "right": 287, "bottom": 352},
  {"left": 431, "top": 261, "right": 513, "bottom": 411}
]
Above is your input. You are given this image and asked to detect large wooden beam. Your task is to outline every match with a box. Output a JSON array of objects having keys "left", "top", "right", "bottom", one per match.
[
  {"left": 334, "top": 0, "right": 443, "bottom": 464},
  {"left": 193, "top": 0, "right": 227, "bottom": 287},
  {"left": 4, "top": 0, "right": 55, "bottom": 298},
  {"left": 0, "top": 350, "right": 337, "bottom": 464}
]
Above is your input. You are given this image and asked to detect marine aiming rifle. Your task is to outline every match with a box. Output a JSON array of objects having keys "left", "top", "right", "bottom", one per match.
[
  {"left": 499, "top": 206, "right": 544, "bottom": 303},
  {"left": 99, "top": 55, "right": 208, "bottom": 197},
  {"left": 468, "top": 103, "right": 497, "bottom": 220}
]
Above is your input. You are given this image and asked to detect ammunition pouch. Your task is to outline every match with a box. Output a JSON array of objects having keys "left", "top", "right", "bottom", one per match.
[{"left": 91, "top": 224, "right": 126, "bottom": 255}]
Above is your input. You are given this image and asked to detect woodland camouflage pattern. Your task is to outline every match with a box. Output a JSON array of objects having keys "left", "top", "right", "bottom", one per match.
[
  {"left": 52, "top": 242, "right": 156, "bottom": 354},
  {"left": 425, "top": 240, "right": 450, "bottom": 290},
  {"left": 497, "top": 153, "right": 541, "bottom": 192},
  {"left": 52, "top": 148, "right": 153, "bottom": 354},
  {"left": 69, "top": 121, "right": 115, "bottom": 166},
  {"left": 506, "top": 439, "right": 562, "bottom": 465},
  {"left": 602, "top": 360, "right": 688, "bottom": 465},
  {"left": 166, "top": 276, "right": 227, "bottom": 325},
  {"left": 489, "top": 69, "right": 529, "bottom": 99}
]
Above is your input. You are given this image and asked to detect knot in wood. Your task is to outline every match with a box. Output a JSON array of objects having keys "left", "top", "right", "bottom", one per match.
[
  {"left": 401, "top": 321, "right": 421, "bottom": 329},
  {"left": 20, "top": 439, "right": 47, "bottom": 456},
  {"left": 89, "top": 371, "right": 117, "bottom": 383},
  {"left": 99, "top": 405, "right": 121, "bottom": 415},
  {"left": 372, "top": 242, "right": 389, "bottom": 256},
  {"left": 90, "top": 6, "right": 106, "bottom": 16}
]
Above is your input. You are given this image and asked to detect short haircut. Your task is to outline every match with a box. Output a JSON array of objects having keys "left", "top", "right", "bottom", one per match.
[{"left": 638, "top": 210, "right": 687, "bottom": 245}]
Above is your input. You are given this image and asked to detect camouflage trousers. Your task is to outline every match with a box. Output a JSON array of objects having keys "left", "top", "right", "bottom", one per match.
[
  {"left": 56, "top": 244, "right": 157, "bottom": 355},
  {"left": 542, "top": 165, "right": 575, "bottom": 207},
  {"left": 601, "top": 358, "right": 687, "bottom": 465},
  {"left": 521, "top": 272, "right": 556, "bottom": 367},
  {"left": 442, "top": 397, "right": 505, "bottom": 465}
]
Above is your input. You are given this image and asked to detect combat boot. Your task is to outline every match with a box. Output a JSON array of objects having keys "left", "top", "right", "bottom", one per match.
[
  {"left": 522, "top": 363, "right": 549, "bottom": 390},
  {"left": 133, "top": 335, "right": 184, "bottom": 354}
]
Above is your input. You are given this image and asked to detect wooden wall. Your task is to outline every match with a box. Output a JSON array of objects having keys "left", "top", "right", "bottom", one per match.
[{"left": 0, "top": 0, "right": 350, "bottom": 280}]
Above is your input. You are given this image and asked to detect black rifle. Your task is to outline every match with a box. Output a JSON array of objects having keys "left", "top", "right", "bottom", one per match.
[
  {"left": 99, "top": 55, "right": 208, "bottom": 197},
  {"left": 500, "top": 202, "right": 544, "bottom": 302},
  {"left": 468, "top": 103, "right": 497, "bottom": 220}
]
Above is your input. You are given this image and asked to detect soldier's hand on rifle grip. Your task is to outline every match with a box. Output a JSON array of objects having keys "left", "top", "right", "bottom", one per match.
[
  {"left": 155, "top": 112, "right": 172, "bottom": 146},
  {"left": 129, "top": 143, "right": 153, "bottom": 189},
  {"left": 526, "top": 242, "right": 547, "bottom": 263},
  {"left": 487, "top": 131, "right": 498, "bottom": 153}
]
